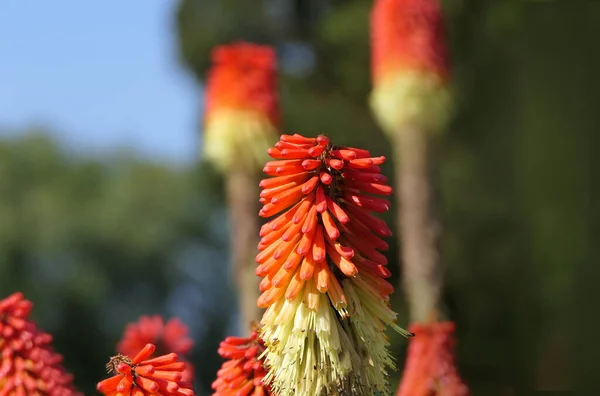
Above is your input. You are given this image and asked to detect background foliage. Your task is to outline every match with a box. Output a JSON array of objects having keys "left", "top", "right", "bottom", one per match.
[{"left": 1, "top": 0, "right": 597, "bottom": 394}]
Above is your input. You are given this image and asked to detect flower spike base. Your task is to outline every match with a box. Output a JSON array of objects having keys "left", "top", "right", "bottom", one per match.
[{"left": 257, "top": 134, "right": 412, "bottom": 396}]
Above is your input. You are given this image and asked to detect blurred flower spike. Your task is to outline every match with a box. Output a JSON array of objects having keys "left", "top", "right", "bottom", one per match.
[
  {"left": 370, "top": 0, "right": 452, "bottom": 134},
  {"left": 211, "top": 324, "right": 272, "bottom": 396},
  {"left": 397, "top": 322, "right": 469, "bottom": 396},
  {"left": 118, "top": 315, "right": 195, "bottom": 383},
  {"left": 257, "top": 133, "right": 413, "bottom": 395},
  {"left": 97, "top": 343, "right": 195, "bottom": 396},
  {"left": 204, "top": 42, "right": 280, "bottom": 172},
  {"left": 0, "top": 292, "right": 81, "bottom": 396}
]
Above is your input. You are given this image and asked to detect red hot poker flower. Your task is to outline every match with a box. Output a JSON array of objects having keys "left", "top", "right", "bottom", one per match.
[
  {"left": 370, "top": 0, "right": 452, "bottom": 134},
  {"left": 257, "top": 134, "right": 412, "bottom": 395},
  {"left": 397, "top": 322, "right": 469, "bottom": 396},
  {"left": 203, "top": 42, "right": 280, "bottom": 172},
  {"left": 97, "top": 343, "right": 195, "bottom": 396},
  {"left": 118, "top": 315, "right": 194, "bottom": 382},
  {"left": 0, "top": 292, "right": 81, "bottom": 396},
  {"left": 211, "top": 327, "right": 271, "bottom": 396}
]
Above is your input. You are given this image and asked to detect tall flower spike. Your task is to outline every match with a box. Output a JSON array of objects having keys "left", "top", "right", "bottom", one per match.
[
  {"left": 211, "top": 324, "right": 272, "bottom": 396},
  {"left": 0, "top": 292, "right": 81, "bottom": 396},
  {"left": 397, "top": 322, "right": 469, "bottom": 396},
  {"left": 257, "top": 134, "right": 413, "bottom": 396},
  {"left": 204, "top": 42, "right": 280, "bottom": 172},
  {"left": 370, "top": 0, "right": 452, "bottom": 134},
  {"left": 118, "top": 315, "right": 195, "bottom": 383},
  {"left": 97, "top": 343, "right": 195, "bottom": 396}
]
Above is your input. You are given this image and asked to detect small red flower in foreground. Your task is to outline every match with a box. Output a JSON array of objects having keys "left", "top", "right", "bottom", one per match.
[
  {"left": 370, "top": 0, "right": 452, "bottom": 133},
  {"left": 118, "top": 315, "right": 194, "bottom": 382},
  {"left": 211, "top": 325, "right": 271, "bottom": 396},
  {"left": 97, "top": 343, "right": 195, "bottom": 396},
  {"left": 0, "top": 292, "right": 81, "bottom": 396},
  {"left": 257, "top": 134, "right": 412, "bottom": 395},
  {"left": 203, "top": 42, "right": 279, "bottom": 172},
  {"left": 397, "top": 322, "right": 469, "bottom": 396}
]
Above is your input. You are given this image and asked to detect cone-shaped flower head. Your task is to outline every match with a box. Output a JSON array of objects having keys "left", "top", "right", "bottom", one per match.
[
  {"left": 370, "top": 0, "right": 452, "bottom": 134},
  {"left": 97, "top": 343, "right": 195, "bottom": 396},
  {"left": 204, "top": 42, "right": 280, "bottom": 172},
  {"left": 397, "top": 322, "right": 469, "bottom": 396},
  {"left": 211, "top": 325, "right": 272, "bottom": 396},
  {"left": 0, "top": 292, "right": 81, "bottom": 396},
  {"left": 257, "top": 134, "right": 412, "bottom": 395},
  {"left": 118, "top": 315, "right": 195, "bottom": 382}
]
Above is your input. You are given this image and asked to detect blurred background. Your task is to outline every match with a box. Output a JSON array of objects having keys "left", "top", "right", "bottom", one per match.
[{"left": 0, "top": 0, "right": 597, "bottom": 395}]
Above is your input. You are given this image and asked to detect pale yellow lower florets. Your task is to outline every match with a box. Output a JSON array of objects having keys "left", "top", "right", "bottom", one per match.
[
  {"left": 260, "top": 279, "right": 412, "bottom": 396},
  {"left": 370, "top": 70, "right": 453, "bottom": 135},
  {"left": 260, "top": 292, "right": 357, "bottom": 396},
  {"left": 203, "top": 109, "right": 277, "bottom": 173}
]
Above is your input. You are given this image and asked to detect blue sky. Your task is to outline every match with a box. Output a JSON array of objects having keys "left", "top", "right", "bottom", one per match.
[{"left": 0, "top": 0, "right": 201, "bottom": 165}]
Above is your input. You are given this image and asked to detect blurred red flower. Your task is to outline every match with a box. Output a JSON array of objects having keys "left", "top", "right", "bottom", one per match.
[
  {"left": 371, "top": 0, "right": 449, "bottom": 85},
  {"left": 118, "top": 315, "right": 194, "bottom": 383},
  {"left": 0, "top": 292, "right": 81, "bottom": 396},
  {"left": 397, "top": 321, "right": 469, "bottom": 396}
]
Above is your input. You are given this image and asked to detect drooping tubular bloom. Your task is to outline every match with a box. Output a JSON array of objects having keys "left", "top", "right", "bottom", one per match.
[
  {"left": 211, "top": 326, "right": 272, "bottom": 396},
  {"left": 257, "top": 134, "right": 413, "bottom": 395},
  {"left": 0, "top": 292, "right": 81, "bottom": 396},
  {"left": 370, "top": 0, "right": 452, "bottom": 134},
  {"left": 118, "top": 315, "right": 195, "bottom": 383},
  {"left": 204, "top": 42, "right": 280, "bottom": 172},
  {"left": 397, "top": 322, "right": 469, "bottom": 396},
  {"left": 97, "top": 343, "right": 195, "bottom": 396}
]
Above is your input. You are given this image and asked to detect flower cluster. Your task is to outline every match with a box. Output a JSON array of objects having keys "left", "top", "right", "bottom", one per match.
[
  {"left": 397, "top": 322, "right": 469, "bottom": 396},
  {"left": 97, "top": 343, "right": 195, "bottom": 396},
  {"left": 212, "top": 326, "right": 272, "bottom": 396},
  {"left": 370, "top": 0, "right": 451, "bottom": 134},
  {"left": 204, "top": 42, "right": 280, "bottom": 172},
  {"left": 118, "top": 315, "right": 195, "bottom": 383},
  {"left": 257, "top": 133, "right": 412, "bottom": 395},
  {"left": 0, "top": 292, "right": 81, "bottom": 396}
]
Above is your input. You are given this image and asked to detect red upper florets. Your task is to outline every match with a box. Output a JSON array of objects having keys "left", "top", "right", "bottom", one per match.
[{"left": 371, "top": 0, "right": 449, "bottom": 84}]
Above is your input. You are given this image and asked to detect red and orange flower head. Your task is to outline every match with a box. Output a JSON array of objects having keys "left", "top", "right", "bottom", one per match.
[
  {"left": 203, "top": 42, "right": 280, "bottom": 173},
  {"left": 370, "top": 0, "right": 452, "bottom": 134},
  {"left": 397, "top": 322, "right": 469, "bottom": 396},
  {"left": 256, "top": 134, "right": 413, "bottom": 395},
  {"left": 0, "top": 292, "right": 81, "bottom": 396},
  {"left": 97, "top": 343, "right": 195, "bottom": 396},
  {"left": 118, "top": 315, "right": 195, "bottom": 383},
  {"left": 211, "top": 325, "right": 272, "bottom": 396}
]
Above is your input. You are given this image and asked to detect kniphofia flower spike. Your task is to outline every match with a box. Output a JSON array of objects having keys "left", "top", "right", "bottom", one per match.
[
  {"left": 118, "top": 315, "right": 195, "bottom": 382},
  {"left": 211, "top": 325, "right": 272, "bottom": 396},
  {"left": 0, "top": 292, "right": 81, "bottom": 396},
  {"left": 370, "top": 0, "right": 452, "bottom": 134},
  {"left": 204, "top": 42, "right": 280, "bottom": 172},
  {"left": 257, "top": 134, "right": 412, "bottom": 395},
  {"left": 97, "top": 343, "right": 195, "bottom": 396}
]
